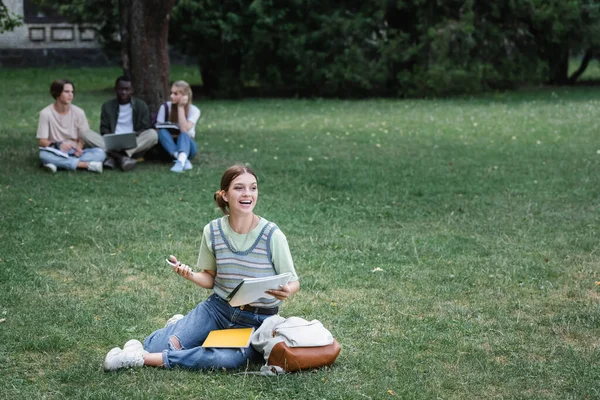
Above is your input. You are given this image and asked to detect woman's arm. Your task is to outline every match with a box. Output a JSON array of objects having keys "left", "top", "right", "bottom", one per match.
[
  {"left": 173, "top": 263, "right": 215, "bottom": 289},
  {"left": 177, "top": 96, "right": 194, "bottom": 133},
  {"left": 265, "top": 229, "right": 300, "bottom": 301}
]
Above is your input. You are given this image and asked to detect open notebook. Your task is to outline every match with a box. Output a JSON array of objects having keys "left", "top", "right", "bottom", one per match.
[
  {"left": 154, "top": 122, "right": 180, "bottom": 130},
  {"left": 227, "top": 273, "right": 292, "bottom": 307},
  {"left": 202, "top": 327, "right": 255, "bottom": 348}
]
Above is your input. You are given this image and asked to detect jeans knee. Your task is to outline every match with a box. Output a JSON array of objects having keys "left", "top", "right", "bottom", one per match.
[
  {"left": 180, "top": 134, "right": 193, "bottom": 145},
  {"left": 158, "top": 129, "right": 170, "bottom": 139},
  {"left": 169, "top": 335, "right": 182, "bottom": 350}
]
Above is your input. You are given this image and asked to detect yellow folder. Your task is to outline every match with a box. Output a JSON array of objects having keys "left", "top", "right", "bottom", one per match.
[{"left": 202, "top": 327, "right": 255, "bottom": 348}]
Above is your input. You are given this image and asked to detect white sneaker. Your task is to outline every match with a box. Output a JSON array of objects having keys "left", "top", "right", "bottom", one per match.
[
  {"left": 170, "top": 160, "right": 184, "bottom": 173},
  {"left": 165, "top": 314, "right": 184, "bottom": 328},
  {"left": 103, "top": 346, "right": 145, "bottom": 371},
  {"left": 123, "top": 339, "right": 144, "bottom": 352},
  {"left": 43, "top": 163, "right": 57, "bottom": 173},
  {"left": 88, "top": 161, "right": 103, "bottom": 173},
  {"left": 183, "top": 160, "right": 193, "bottom": 171}
]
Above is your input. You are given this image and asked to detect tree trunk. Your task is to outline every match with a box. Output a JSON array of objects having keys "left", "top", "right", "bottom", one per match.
[
  {"left": 126, "top": 0, "right": 175, "bottom": 112},
  {"left": 118, "top": 0, "right": 130, "bottom": 76},
  {"left": 547, "top": 48, "right": 570, "bottom": 85},
  {"left": 568, "top": 48, "right": 595, "bottom": 84}
]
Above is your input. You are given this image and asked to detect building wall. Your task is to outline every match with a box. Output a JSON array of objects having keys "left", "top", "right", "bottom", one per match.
[
  {"left": 0, "top": 0, "right": 101, "bottom": 49},
  {"left": 0, "top": 0, "right": 111, "bottom": 66},
  {"left": 0, "top": 0, "right": 192, "bottom": 67}
]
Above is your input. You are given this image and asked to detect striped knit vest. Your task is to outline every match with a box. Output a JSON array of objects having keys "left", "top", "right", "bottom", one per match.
[{"left": 210, "top": 217, "right": 280, "bottom": 308}]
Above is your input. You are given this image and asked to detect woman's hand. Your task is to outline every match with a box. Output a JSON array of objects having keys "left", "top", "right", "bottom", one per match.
[
  {"left": 178, "top": 95, "right": 189, "bottom": 107},
  {"left": 173, "top": 263, "right": 194, "bottom": 278},
  {"left": 266, "top": 284, "right": 291, "bottom": 301},
  {"left": 169, "top": 255, "right": 194, "bottom": 279},
  {"left": 266, "top": 280, "right": 300, "bottom": 301}
]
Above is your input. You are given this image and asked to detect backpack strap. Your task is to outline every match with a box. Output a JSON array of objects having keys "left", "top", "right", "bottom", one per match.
[{"left": 163, "top": 102, "right": 169, "bottom": 121}]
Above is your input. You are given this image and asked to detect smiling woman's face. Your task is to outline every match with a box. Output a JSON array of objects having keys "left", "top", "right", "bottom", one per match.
[{"left": 222, "top": 173, "right": 258, "bottom": 215}]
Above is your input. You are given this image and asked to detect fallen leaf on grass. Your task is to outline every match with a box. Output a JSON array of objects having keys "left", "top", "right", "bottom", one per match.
[
  {"left": 0, "top": 318, "right": 6, "bottom": 323},
  {"left": 372, "top": 267, "right": 384, "bottom": 272},
  {"left": 387, "top": 390, "right": 395, "bottom": 395},
  {"left": 595, "top": 281, "right": 600, "bottom": 286}
]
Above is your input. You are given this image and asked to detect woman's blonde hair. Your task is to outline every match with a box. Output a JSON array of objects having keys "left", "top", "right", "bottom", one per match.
[{"left": 170, "top": 80, "right": 193, "bottom": 124}]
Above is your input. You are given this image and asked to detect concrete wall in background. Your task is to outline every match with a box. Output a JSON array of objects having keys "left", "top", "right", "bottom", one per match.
[
  {"left": 0, "top": 1, "right": 192, "bottom": 67},
  {"left": 0, "top": 0, "right": 110, "bottom": 66}
]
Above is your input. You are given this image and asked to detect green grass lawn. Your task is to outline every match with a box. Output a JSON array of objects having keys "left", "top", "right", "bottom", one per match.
[{"left": 1, "top": 66, "right": 600, "bottom": 399}]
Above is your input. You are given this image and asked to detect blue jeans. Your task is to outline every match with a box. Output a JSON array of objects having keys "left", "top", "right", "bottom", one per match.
[
  {"left": 39, "top": 148, "right": 106, "bottom": 171},
  {"left": 157, "top": 129, "right": 197, "bottom": 159},
  {"left": 143, "top": 294, "right": 269, "bottom": 370}
]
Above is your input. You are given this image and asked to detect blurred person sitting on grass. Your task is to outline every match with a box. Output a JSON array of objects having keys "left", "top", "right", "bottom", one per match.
[
  {"left": 155, "top": 80, "right": 201, "bottom": 173},
  {"left": 104, "top": 164, "right": 300, "bottom": 371},
  {"left": 37, "top": 79, "right": 105, "bottom": 173},
  {"left": 83, "top": 76, "right": 158, "bottom": 172}
]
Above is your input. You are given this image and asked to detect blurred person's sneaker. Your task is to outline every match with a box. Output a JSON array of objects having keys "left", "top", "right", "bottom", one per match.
[
  {"left": 120, "top": 156, "right": 137, "bottom": 172},
  {"left": 87, "top": 161, "right": 103, "bottom": 173},
  {"left": 43, "top": 163, "right": 57, "bottom": 173},
  {"left": 170, "top": 160, "right": 184, "bottom": 173},
  {"left": 103, "top": 157, "right": 116, "bottom": 170},
  {"left": 183, "top": 160, "right": 193, "bottom": 171}
]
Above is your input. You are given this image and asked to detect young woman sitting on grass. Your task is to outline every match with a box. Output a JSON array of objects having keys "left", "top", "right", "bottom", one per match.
[
  {"left": 104, "top": 164, "right": 300, "bottom": 371},
  {"left": 155, "top": 80, "right": 201, "bottom": 173}
]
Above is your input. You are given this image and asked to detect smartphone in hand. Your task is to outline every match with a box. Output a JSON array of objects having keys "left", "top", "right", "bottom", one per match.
[
  {"left": 166, "top": 257, "right": 194, "bottom": 273},
  {"left": 166, "top": 258, "right": 179, "bottom": 267}
]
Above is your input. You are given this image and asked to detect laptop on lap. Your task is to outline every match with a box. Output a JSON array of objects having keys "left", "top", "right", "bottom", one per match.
[{"left": 104, "top": 132, "right": 137, "bottom": 152}]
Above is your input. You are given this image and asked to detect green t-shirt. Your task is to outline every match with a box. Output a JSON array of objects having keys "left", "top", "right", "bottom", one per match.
[{"left": 196, "top": 216, "right": 298, "bottom": 281}]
